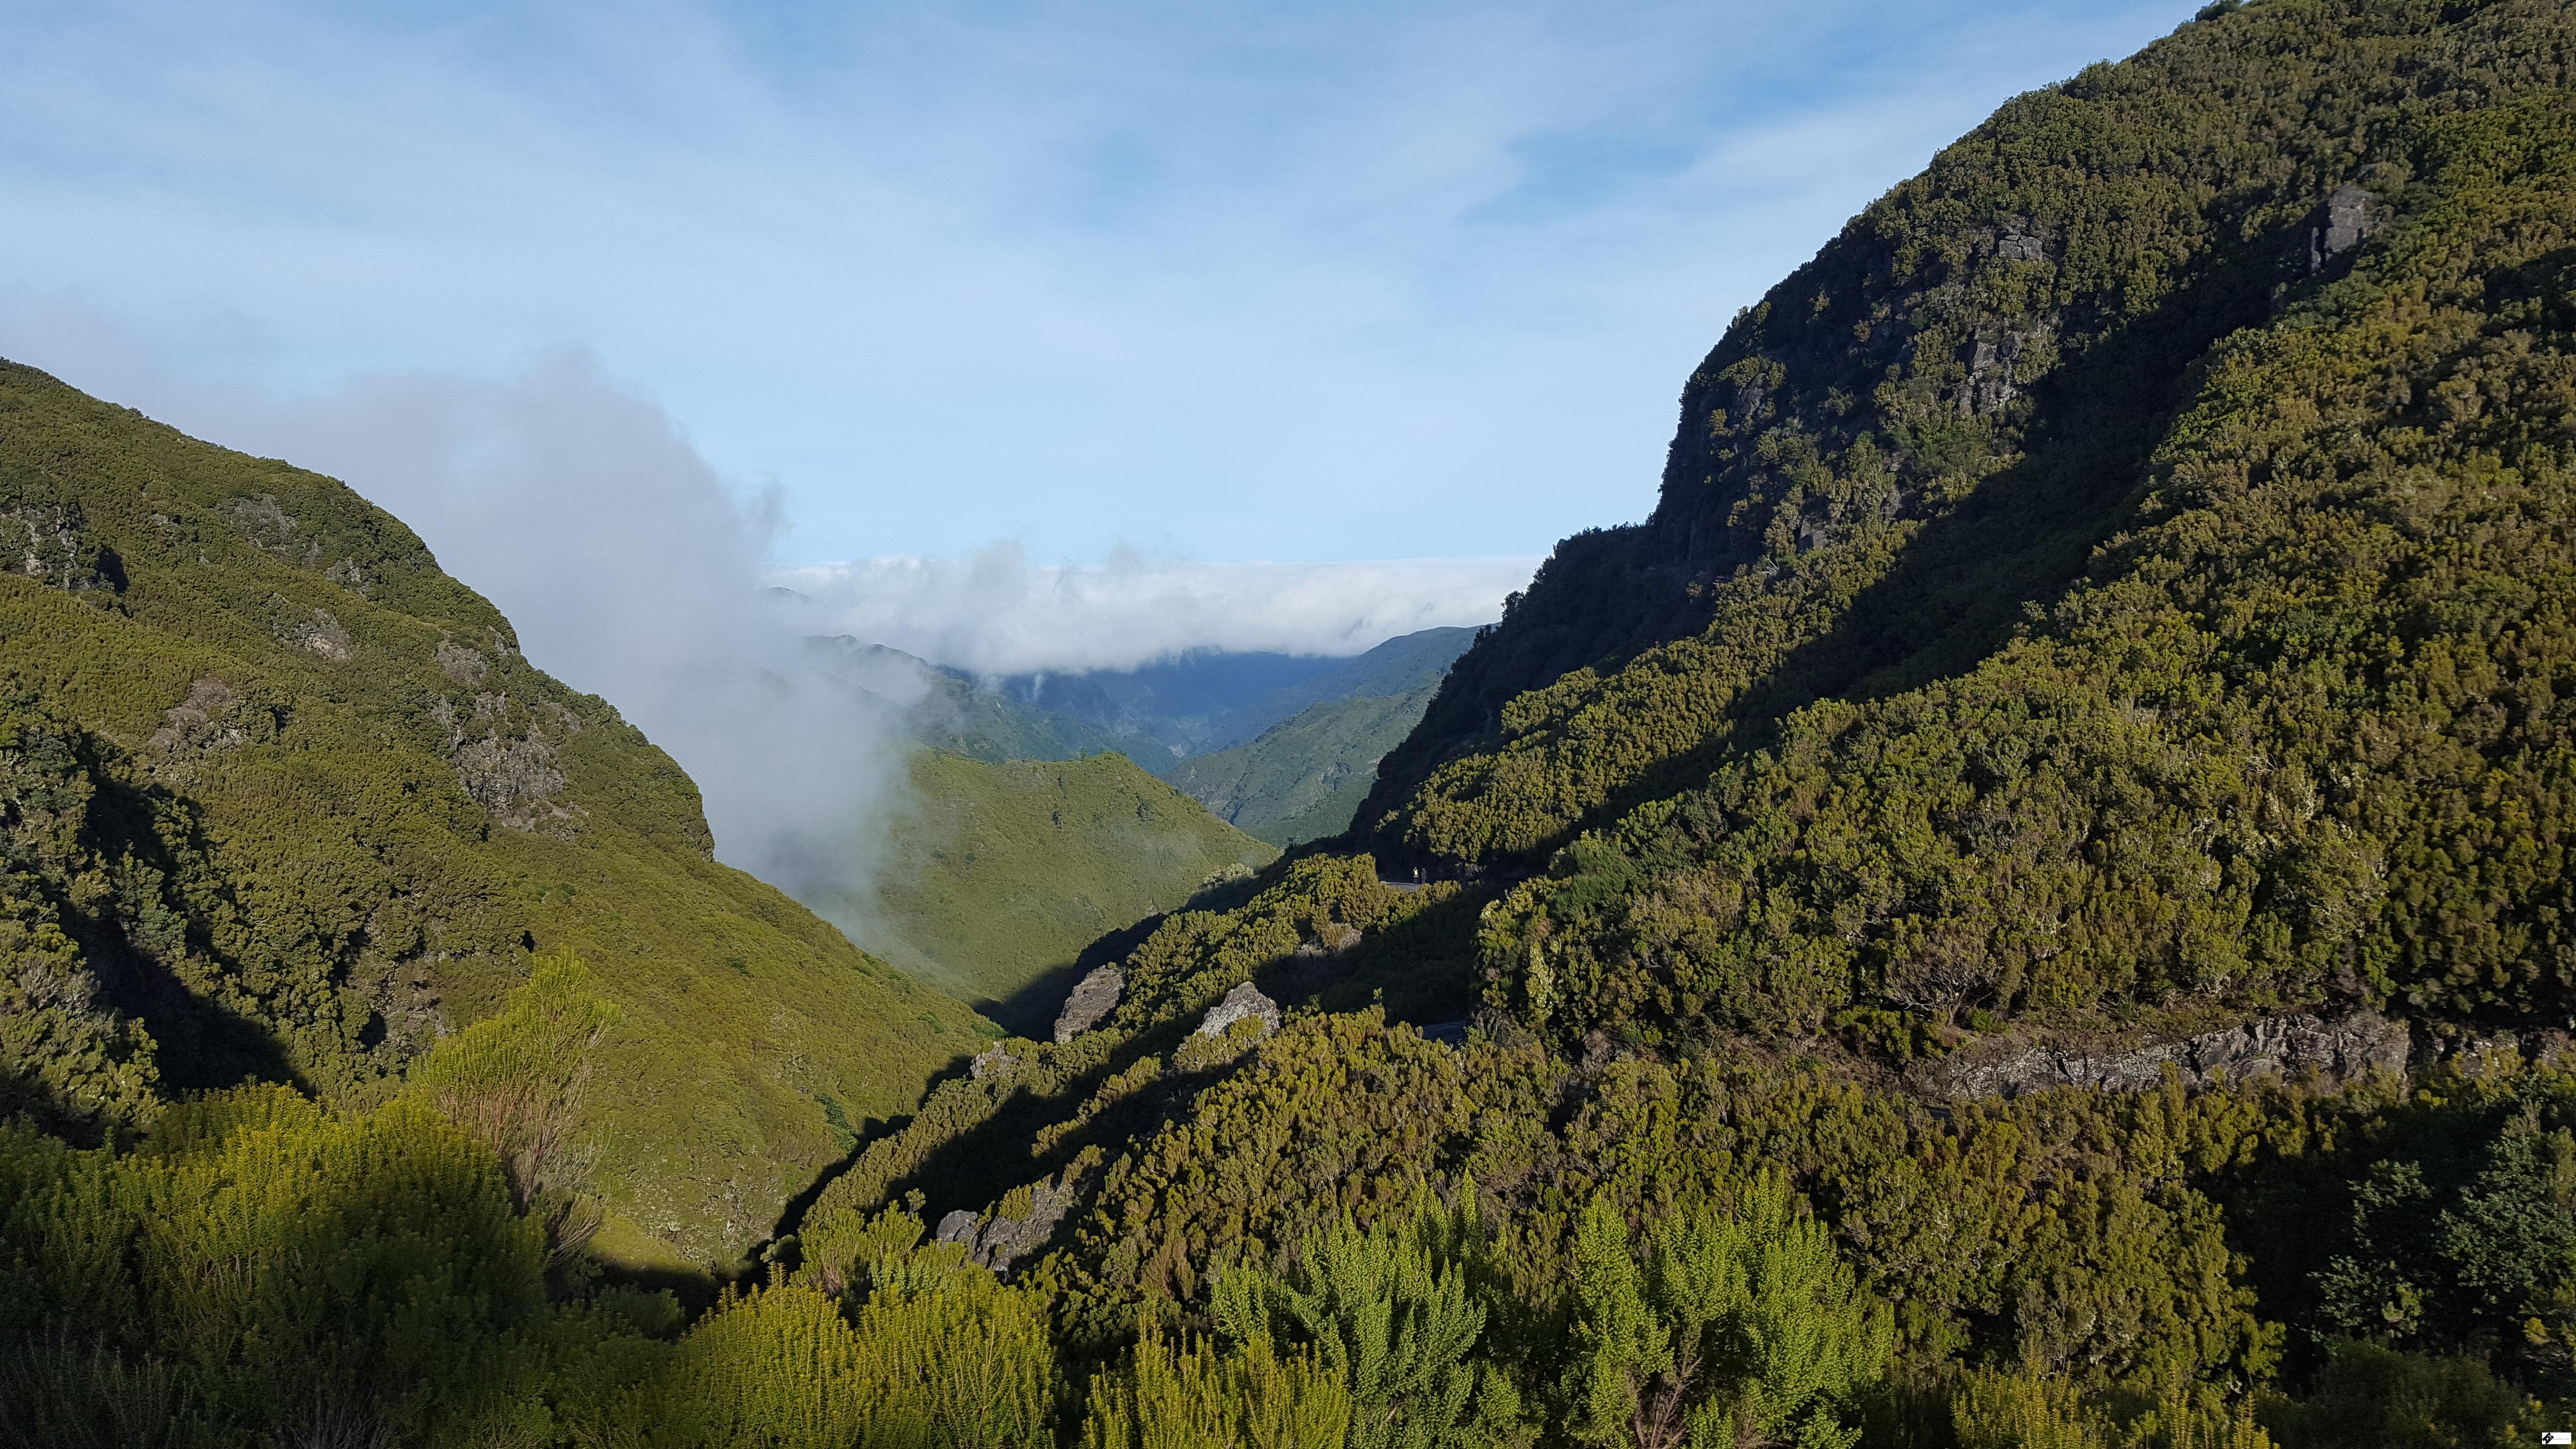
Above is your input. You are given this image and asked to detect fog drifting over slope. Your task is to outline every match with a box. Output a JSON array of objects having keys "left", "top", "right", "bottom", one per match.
[{"left": 10, "top": 340, "right": 1523, "bottom": 908}]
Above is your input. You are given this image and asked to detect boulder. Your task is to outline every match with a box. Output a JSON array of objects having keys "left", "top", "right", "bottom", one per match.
[
  {"left": 1053, "top": 965, "right": 1124, "bottom": 1044},
  {"left": 1195, "top": 981, "right": 1281, "bottom": 1040}
]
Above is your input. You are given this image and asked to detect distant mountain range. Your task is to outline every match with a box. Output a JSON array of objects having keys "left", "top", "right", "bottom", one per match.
[{"left": 808, "top": 625, "right": 1480, "bottom": 844}]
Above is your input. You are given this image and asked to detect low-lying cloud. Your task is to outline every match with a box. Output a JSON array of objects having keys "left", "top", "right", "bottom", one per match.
[
  {"left": 12, "top": 337, "right": 1524, "bottom": 926},
  {"left": 778, "top": 549, "right": 1534, "bottom": 676}
]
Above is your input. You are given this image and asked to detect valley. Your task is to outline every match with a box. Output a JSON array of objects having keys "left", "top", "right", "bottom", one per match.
[{"left": 7, "top": 0, "right": 2576, "bottom": 1443}]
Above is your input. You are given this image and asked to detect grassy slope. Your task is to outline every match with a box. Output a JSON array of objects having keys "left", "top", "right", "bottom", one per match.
[
  {"left": 0, "top": 361, "right": 986, "bottom": 1267},
  {"left": 1165, "top": 683, "right": 1438, "bottom": 846},
  {"left": 838, "top": 752, "right": 1275, "bottom": 1025}
]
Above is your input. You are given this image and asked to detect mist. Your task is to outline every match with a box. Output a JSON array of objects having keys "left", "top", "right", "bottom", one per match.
[
  {"left": 776, "top": 548, "right": 1534, "bottom": 677},
  {"left": 7, "top": 338, "right": 1521, "bottom": 941}
]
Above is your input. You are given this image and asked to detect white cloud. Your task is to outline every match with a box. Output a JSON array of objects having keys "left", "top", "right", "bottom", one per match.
[
  {"left": 0, "top": 0, "right": 2203, "bottom": 566},
  {"left": 778, "top": 548, "right": 1536, "bottom": 676}
]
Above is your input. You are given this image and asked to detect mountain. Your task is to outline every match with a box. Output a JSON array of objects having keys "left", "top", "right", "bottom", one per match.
[
  {"left": 1161, "top": 626, "right": 1476, "bottom": 843},
  {"left": 13, "top": 1, "right": 2576, "bottom": 1442},
  {"left": 990, "top": 649, "right": 1346, "bottom": 765},
  {"left": 1165, "top": 679, "right": 1442, "bottom": 846},
  {"left": 0, "top": 359, "right": 988, "bottom": 1269},
  {"left": 784, "top": 0, "right": 2576, "bottom": 1434},
  {"left": 1191, "top": 626, "right": 1479, "bottom": 753},
  {"left": 802, "top": 636, "right": 1130, "bottom": 763},
  {"left": 824, "top": 751, "right": 1274, "bottom": 1031}
]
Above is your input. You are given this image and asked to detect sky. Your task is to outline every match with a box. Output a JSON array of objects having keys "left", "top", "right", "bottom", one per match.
[
  {"left": 0, "top": 0, "right": 2200, "bottom": 609},
  {"left": 0, "top": 0, "right": 2204, "bottom": 916}
]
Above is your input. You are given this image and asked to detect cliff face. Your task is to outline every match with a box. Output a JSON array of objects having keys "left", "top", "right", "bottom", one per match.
[
  {"left": 1363, "top": 0, "right": 2576, "bottom": 874},
  {"left": 0, "top": 361, "right": 988, "bottom": 1265}
]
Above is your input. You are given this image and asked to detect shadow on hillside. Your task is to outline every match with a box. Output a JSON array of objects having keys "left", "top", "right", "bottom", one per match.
[
  {"left": 761, "top": 874, "right": 1491, "bottom": 1272},
  {"left": 1515, "top": 220, "right": 2298, "bottom": 861}
]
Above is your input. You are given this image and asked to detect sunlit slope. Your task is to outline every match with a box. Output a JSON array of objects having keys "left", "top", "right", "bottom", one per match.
[
  {"left": 1347, "top": 0, "right": 2576, "bottom": 1047},
  {"left": 841, "top": 751, "right": 1276, "bottom": 1024},
  {"left": 0, "top": 359, "right": 986, "bottom": 1266},
  {"left": 792, "top": 6, "right": 2576, "bottom": 1398}
]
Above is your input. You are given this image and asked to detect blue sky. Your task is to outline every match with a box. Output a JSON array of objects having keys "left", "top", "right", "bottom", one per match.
[{"left": 0, "top": 0, "right": 2198, "bottom": 582}]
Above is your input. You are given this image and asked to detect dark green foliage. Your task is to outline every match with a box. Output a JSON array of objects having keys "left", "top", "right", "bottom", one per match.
[
  {"left": 1461, "top": 73, "right": 2576, "bottom": 1057},
  {"left": 17, "top": 0, "right": 2576, "bottom": 1437},
  {"left": 2259, "top": 1341, "right": 2530, "bottom": 1449}
]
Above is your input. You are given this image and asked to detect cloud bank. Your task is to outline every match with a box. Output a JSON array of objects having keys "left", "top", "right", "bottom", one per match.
[{"left": 779, "top": 549, "right": 1533, "bottom": 676}]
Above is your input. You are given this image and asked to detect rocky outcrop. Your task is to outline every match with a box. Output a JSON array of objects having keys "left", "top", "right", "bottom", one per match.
[
  {"left": 1053, "top": 965, "right": 1124, "bottom": 1043},
  {"left": 4, "top": 501, "right": 117, "bottom": 592},
  {"left": 933, "top": 1169, "right": 1082, "bottom": 1276},
  {"left": 435, "top": 641, "right": 489, "bottom": 686},
  {"left": 969, "top": 1044, "right": 1015, "bottom": 1081},
  {"left": 1195, "top": 981, "right": 1281, "bottom": 1040},
  {"left": 2309, "top": 183, "right": 2378, "bottom": 271},
  {"left": 435, "top": 693, "right": 576, "bottom": 832},
  {"left": 1929, "top": 1011, "right": 2410, "bottom": 1100}
]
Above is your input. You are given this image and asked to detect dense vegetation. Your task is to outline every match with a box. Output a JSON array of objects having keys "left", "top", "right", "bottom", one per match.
[
  {"left": 836, "top": 751, "right": 1275, "bottom": 1027},
  {"left": 9, "top": 0, "right": 2576, "bottom": 1443},
  {"left": 1168, "top": 681, "right": 1440, "bottom": 846},
  {"left": 0, "top": 362, "right": 986, "bottom": 1267}
]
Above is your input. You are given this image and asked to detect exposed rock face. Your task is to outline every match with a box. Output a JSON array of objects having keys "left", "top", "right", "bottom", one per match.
[
  {"left": 1053, "top": 965, "right": 1124, "bottom": 1043},
  {"left": 933, "top": 1170, "right": 1082, "bottom": 1276},
  {"left": 969, "top": 1044, "right": 1015, "bottom": 1081},
  {"left": 146, "top": 677, "right": 253, "bottom": 782},
  {"left": 2310, "top": 183, "right": 2377, "bottom": 271},
  {"left": 434, "top": 693, "right": 576, "bottom": 832},
  {"left": 283, "top": 607, "right": 352, "bottom": 661},
  {"left": 1195, "top": 981, "right": 1281, "bottom": 1040},
  {"left": 1930, "top": 1011, "right": 2410, "bottom": 1100},
  {"left": 3, "top": 501, "right": 116, "bottom": 591},
  {"left": 435, "top": 641, "right": 489, "bottom": 686}
]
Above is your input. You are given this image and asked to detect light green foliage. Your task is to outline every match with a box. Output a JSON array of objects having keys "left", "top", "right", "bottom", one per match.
[
  {"left": 1567, "top": 1175, "right": 1889, "bottom": 1448},
  {"left": 404, "top": 951, "right": 621, "bottom": 1270},
  {"left": 646, "top": 1245, "right": 1053, "bottom": 1449},
  {"left": 0, "top": 1084, "right": 549, "bottom": 1444},
  {"left": 1215, "top": 1191, "right": 1526, "bottom": 1448},
  {"left": 842, "top": 751, "right": 1275, "bottom": 1016},
  {"left": 0, "top": 358, "right": 989, "bottom": 1261},
  {"left": 1079, "top": 1321, "right": 1353, "bottom": 1449},
  {"left": 12, "top": 0, "right": 2576, "bottom": 1437}
]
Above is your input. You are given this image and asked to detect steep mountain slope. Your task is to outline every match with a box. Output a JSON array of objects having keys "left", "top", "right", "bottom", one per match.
[
  {"left": 1192, "top": 626, "right": 1477, "bottom": 753},
  {"left": 993, "top": 650, "right": 1344, "bottom": 765},
  {"left": 1166, "top": 680, "right": 1441, "bottom": 846},
  {"left": 0, "top": 361, "right": 987, "bottom": 1267},
  {"left": 1363, "top": 0, "right": 2576, "bottom": 882},
  {"left": 780, "top": 0, "right": 2576, "bottom": 1425},
  {"left": 833, "top": 752, "right": 1275, "bottom": 1028}
]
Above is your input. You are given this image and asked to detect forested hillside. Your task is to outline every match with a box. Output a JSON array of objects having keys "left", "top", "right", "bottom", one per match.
[
  {"left": 0, "top": 361, "right": 988, "bottom": 1269},
  {"left": 1168, "top": 681, "right": 1442, "bottom": 845},
  {"left": 831, "top": 752, "right": 1275, "bottom": 1028},
  {"left": 9, "top": 0, "right": 2576, "bottom": 1444}
]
